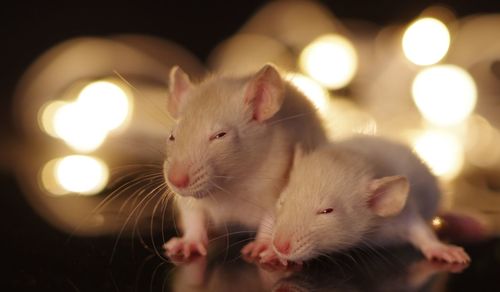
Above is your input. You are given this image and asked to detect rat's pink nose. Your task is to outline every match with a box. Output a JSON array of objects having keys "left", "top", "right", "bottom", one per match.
[
  {"left": 168, "top": 163, "right": 190, "bottom": 189},
  {"left": 273, "top": 238, "right": 291, "bottom": 255},
  {"left": 169, "top": 173, "right": 189, "bottom": 188}
]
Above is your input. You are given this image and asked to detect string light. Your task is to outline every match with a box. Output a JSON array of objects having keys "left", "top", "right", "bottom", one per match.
[
  {"left": 286, "top": 73, "right": 330, "bottom": 115},
  {"left": 54, "top": 155, "right": 109, "bottom": 195},
  {"left": 402, "top": 17, "right": 450, "bottom": 66},
  {"left": 413, "top": 130, "right": 464, "bottom": 179},
  {"left": 412, "top": 65, "right": 477, "bottom": 126},
  {"left": 299, "top": 34, "right": 358, "bottom": 89}
]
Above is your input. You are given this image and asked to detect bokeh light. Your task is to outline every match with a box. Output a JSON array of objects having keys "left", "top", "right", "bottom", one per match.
[
  {"left": 77, "top": 81, "right": 132, "bottom": 132},
  {"left": 54, "top": 155, "right": 109, "bottom": 195},
  {"left": 40, "top": 159, "right": 68, "bottom": 196},
  {"left": 299, "top": 34, "right": 358, "bottom": 89},
  {"left": 52, "top": 102, "right": 109, "bottom": 152},
  {"left": 432, "top": 216, "right": 444, "bottom": 230},
  {"left": 402, "top": 17, "right": 450, "bottom": 66},
  {"left": 39, "top": 100, "right": 68, "bottom": 138},
  {"left": 465, "top": 115, "right": 500, "bottom": 168},
  {"left": 324, "top": 98, "right": 377, "bottom": 139},
  {"left": 412, "top": 65, "right": 477, "bottom": 126},
  {"left": 286, "top": 73, "right": 330, "bottom": 115},
  {"left": 413, "top": 130, "right": 464, "bottom": 179},
  {"left": 42, "top": 80, "right": 133, "bottom": 152}
]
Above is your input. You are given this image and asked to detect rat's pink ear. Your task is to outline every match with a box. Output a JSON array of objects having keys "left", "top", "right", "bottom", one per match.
[
  {"left": 367, "top": 175, "right": 409, "bottom": 217},
  {"left": 244, "top": 64, "right": 285, "bottom": 122},
  {"left": 167, "top": 66, "right": 193, "bottom": 119}
]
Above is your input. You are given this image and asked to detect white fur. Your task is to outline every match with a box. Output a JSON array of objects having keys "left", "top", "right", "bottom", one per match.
[
  {"left": 273, "top": 136, "right": 442, "bottom": 262},
  {"left": 164, "top": 65, "right": 327, "bottom": 237}
]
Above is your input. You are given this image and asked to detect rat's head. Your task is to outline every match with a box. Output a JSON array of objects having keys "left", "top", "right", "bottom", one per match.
[
  {"left": 163, "top": 64, "right": 285, "bottom": 198},
  {"left": 272, "top": 145, "right": 409, "bottom": 262}
]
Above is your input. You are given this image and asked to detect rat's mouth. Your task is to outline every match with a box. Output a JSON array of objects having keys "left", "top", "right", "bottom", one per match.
[{"left": 274, "top": 241, "right": 315, "bottom": 263}]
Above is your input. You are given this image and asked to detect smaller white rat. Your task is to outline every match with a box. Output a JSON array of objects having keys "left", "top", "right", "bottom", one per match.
[{"left": 268, "top": 135, "right": 470, "bottom": 264}]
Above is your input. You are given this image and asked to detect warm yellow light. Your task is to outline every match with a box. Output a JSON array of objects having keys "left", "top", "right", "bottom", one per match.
[
  {"left": 432, "top": 216, "right": 444, "bottom": 229},
  {"left": 286, "top": 73, "right": 330, "bottom": 115},
  {"left": 413, "top": 130, "right": 464, "bottom": 179},
  {"left": 39, "top": 100, "right": 68, "bottom": 138},
  {"left": 412, "top": 65, "right": 477, "bottom": 126},
  {"left": 55, "top": 155, "right": 109, "bottom": 195},
  {"left": 77, "top": 81, "right": 132, "bottom": 131},
  {"left": 465, "top": 115, "right": 500, "bottom": 168},
  {"left": 49, "top": 80, "right": 132, "bottom": 152},
  {"left": 41, "top": 159, "right": 68, "bottom": 196},
  {"left": 53, "top": 102, "right": 108, "bottom": 152},
  {"left": 299, "top": 34, "right": 358, "bottom": 89},
  {"left": 402, "top": 17, "right": 450, "bottom": 66}
]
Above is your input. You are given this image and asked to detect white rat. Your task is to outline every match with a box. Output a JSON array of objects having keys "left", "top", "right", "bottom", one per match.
[
  {"left": 269, "top": 135, "right": 470, "bottom": 264},
  {"left": 162, "top": 64, "right": 327, "bottom": 259}
]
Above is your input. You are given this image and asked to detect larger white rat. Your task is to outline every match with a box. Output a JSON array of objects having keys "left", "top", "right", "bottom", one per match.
[
  {"left": 270, "top": 136, "right": 470, "bottom": 264},
  {"left": 162, "top": 64, "right": 327, "bottom": 259}
]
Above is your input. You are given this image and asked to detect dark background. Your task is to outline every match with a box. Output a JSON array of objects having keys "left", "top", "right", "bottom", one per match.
[{"left": 2, "top": 1, "right": 500, "bottom": 291}]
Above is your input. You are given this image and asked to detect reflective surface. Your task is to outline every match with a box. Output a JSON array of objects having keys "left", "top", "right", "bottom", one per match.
[{"left": 3, "top": 175, "right": 499, "bottom": 291}]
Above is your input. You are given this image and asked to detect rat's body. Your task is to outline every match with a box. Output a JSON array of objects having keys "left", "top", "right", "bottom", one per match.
[
  {"left": 271, "top": 136, "right": 470, "bottom": 264},
  {"left": 163, "top": 65, "right": 327, "bottom": 259}
]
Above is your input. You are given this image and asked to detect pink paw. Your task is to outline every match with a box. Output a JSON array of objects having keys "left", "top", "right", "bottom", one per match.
[
  {"left": 421, "top": 243, "right": 470, "bottom": 264},
  {"left": 241, "top": 240, "right": 273, "bottom": 261},
  {"left": 163, "top": 237, "right": 207, "bottom": 263},
  {"left": 241, "top": 240, "right": 298, "bottom": 270}
]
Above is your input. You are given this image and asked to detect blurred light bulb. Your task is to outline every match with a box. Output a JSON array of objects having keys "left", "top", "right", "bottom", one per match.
[
  {"left": 53, "top": 102, "right": 108, "bottom": 152},
  {"left": 412, "top": 65, "right": 477, "bottom": 126},
  {"left": 402, "top": 17, "right": 450, "bottom": 66},
  {"left": 432, "top": 216, "right": 444, "bottom": 229},
  {"left": 286, "top": 73, "right": 330, "bottom": 114},
  {"left": 41, "top": 159, "right": 68, "bottom": 196},
  {"left": 39, "top": 100, "right": 69, "bottom": 138},
  {"left": 77, "top": 81, "right": 132, "bottom": 131},
  {"left": 413, "top": 130, "right": 464, "bottom": 179},
  {"left": 55, "top": 155, "right": 109, "bottom": 195},
  {"left": 299, "top": 34, "right": 358, "bottom": 89}
]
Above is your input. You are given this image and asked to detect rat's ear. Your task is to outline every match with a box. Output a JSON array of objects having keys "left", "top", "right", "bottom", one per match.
[
  {"left": 167, "top": 66, "right": 193, "bottom": 119},
  {"left": 244, "top": 64, "right": 285, "bottom": 122},
  {"left": 367, "top": 175, "right": 409, "bottom": 217}
]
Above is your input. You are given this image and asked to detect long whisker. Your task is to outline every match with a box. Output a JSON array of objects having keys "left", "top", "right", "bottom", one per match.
[{"left": 109, "top": 184, "right": 165, "bottom": 264}]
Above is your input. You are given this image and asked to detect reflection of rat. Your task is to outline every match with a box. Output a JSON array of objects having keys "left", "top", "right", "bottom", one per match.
[
  {"left": 270, "top": 136, "right": 470, "bottom": 264},
  {"left": 270, "top": 248, "right": 468, "bottom": 292},
  {"left": 162, "top": 64, "right": 327, "bottom": 259}
]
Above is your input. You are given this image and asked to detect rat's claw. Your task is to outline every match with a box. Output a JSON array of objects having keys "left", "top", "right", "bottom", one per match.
[
  {"left": 259, "top": 250, "right": 279, "bottom": 264},
  {"left": 196, "top": 242, "right": 207, "bottom": 256}
]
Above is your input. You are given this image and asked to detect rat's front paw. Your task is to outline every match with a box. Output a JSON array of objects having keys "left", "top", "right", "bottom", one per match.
[
  {"left": 241, "top": 240, "right": 297, "bottom": 268},
  {"left": 163, "top": 237, "right": 207, "bottom": 262},
  {"left": 421, "top": 243, "right": 470, "bottom": 264},
  {"left": 241, "top": 240, "right": 273, "bottom": 261}
]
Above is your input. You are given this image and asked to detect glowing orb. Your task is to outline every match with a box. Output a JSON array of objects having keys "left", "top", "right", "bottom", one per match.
[{"left": 402, "top": 17, "right": 450, "bottom": 66}]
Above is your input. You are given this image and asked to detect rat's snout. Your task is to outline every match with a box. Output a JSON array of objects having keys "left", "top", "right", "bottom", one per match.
[
  {"left": 167, "top": 161, "right": 190, "bottom": 189},
  {"left": 273, "top": 236, "right": 291, "bottom": 255}
]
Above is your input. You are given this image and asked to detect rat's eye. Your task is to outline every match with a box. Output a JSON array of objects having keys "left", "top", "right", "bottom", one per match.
[
  {"left": 209, "top": 131, "right": 227, "bottom": 141},
  {"left": 168, "top": 134, "right": 175, "bottom": 141},
  {"left": 317, "top": 208, "right": 334, "bottom": 215}
]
